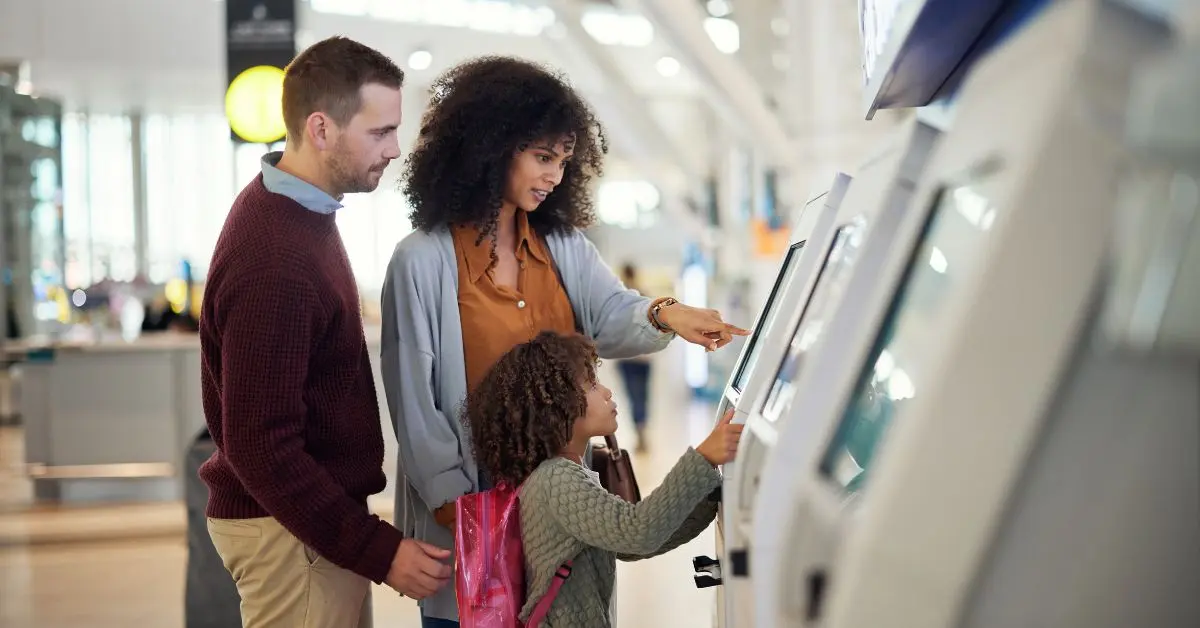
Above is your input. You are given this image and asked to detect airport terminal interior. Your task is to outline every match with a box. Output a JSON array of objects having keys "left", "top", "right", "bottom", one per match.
[{"left": 1, "top": 0, "right": 1198, "bottom": 627}]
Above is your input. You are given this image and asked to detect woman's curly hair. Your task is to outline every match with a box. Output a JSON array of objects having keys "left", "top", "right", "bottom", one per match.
[
  {"left": 464, "top": 331, "right": 600, "bottom": 488},
  {"left": 402, "top": 55, "right": 607, "bottom": 241}
]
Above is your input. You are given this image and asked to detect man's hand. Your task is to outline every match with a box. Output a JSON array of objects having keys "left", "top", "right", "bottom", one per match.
[
  {"left": 657, "top": 302, "right": 750, "bottom": 351},
  {"left": 385, "top": 539, "right": 453, "bottom": 599},
  {"left": 434, "top": 502, "right": 456, "bottom": 529}
]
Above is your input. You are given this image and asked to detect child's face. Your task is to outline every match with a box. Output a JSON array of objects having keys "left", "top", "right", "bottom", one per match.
[{"left": 574, "top": 378, "right": 618, "bottom": 439}]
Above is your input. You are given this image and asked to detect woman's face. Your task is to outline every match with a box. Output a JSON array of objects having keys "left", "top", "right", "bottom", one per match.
[
  {"left": 573, "top": 378, "right": 618, "bottom": 439},
  {"left": 504, "top": 135, "right": 574, "bottom": 212}
]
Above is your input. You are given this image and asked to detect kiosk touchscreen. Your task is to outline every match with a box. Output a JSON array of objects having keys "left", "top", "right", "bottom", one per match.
[
  {"left": 718, "top": 117, "right": 941, "bottom": 628},
  {"left": 707, "top": 173, "right": 850, "bottom": 627},
  {"left": 716, "top": 174, "right": 851, "bottom": 425},
  {"left": 751, "top": 2, "right": 1185, "bottom": 627}
]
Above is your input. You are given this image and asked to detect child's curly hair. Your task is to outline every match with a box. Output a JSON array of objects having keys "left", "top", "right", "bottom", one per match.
[
  {"left": 464, "top": 331, "right": 600, "bottom": 487},
  {"left": 401, "top": 55, "right": 606, "bottom": 241}
]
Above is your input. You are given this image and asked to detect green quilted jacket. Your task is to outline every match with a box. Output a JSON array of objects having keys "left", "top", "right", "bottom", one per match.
[{"left": 518, "top": 448, "right": 722, "bottom": 627}]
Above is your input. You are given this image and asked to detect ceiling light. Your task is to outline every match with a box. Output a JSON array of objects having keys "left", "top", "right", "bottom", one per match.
[
  {"left": 407, "top": 50, "right": 432, "bottom": 71},
  {"left": 706, "top": 0, "right": 732, "bottom": 18},
  {"left": 656, "top": 56, "right": 681, "bottom": 77},
  {"left": 704, "top": 17, "right": 740, "bottom": 54},
  {"left": 581, "top": 11, "right": 654, "bottom": 47}
]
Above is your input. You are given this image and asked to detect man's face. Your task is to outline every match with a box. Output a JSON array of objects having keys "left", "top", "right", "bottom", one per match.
[{"left": 325, "top": 83, "right": 402, "bottom": 195}]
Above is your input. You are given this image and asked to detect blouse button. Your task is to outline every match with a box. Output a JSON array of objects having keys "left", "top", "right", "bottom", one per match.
[{"left": 517, "top": 300, "right": 527, "bottom": 309}]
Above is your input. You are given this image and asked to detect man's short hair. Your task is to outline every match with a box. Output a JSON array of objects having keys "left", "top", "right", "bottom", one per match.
[{"left": 281, "top": 36, "right": 405, "bottom": 145}]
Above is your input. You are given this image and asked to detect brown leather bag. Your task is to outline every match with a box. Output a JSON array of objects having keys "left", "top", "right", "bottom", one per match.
[{"left": 591, "top": 435, "right": 642, "bottom": 503}]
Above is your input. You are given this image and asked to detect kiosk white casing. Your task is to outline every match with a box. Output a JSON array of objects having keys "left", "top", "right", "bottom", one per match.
[
  {"left": 721, "top": 117, "right": 941, "bottom": 627},
  {"left": 710, "top": 173, "right": 850, "bottom": 627},
  {"left": 752, "top": 2, "right": 1187, "bottom": 627}
]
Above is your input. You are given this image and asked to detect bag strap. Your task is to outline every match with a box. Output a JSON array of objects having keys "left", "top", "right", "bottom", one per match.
[{"left": 526, "top": 560, "right": 573, "bottom": 628}]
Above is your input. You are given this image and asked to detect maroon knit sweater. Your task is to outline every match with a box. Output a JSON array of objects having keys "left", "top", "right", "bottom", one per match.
[{"left": 198, "top": 175, "right": 402, "bottom": 584}]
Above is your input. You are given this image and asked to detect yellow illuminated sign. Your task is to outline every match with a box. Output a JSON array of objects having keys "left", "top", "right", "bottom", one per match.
[
  {"left": 165, "top": 278, "right": 188, "bottom": 315},
  {"left": 225, "top": 65, "right": 287, "bottom": 144}
]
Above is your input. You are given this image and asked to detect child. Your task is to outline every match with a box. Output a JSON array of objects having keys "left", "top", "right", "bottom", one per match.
[{"left": 463, "top": 331, "right": 744, "bottom": 627}]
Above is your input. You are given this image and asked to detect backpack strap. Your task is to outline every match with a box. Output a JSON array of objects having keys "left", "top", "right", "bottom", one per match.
[{"left": 526, "top": 560, "right": 573, "bottom": 628}]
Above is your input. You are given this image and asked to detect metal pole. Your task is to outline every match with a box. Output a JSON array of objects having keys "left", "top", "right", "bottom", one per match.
[
  {"left": 1, "top": 83, "right": 10, "bottom": 346},
  {"left": 130, "top": 110, "right": 149, "bottom": 280}
]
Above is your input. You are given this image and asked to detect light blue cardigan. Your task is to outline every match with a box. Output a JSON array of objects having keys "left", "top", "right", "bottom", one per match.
[{"left": 379, "top": 225, "right": 673, "bottom": 620}]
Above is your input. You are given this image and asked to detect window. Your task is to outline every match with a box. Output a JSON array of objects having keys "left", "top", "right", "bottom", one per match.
[
  {"left": 60, "top": 111, "right": 409, "bottom": 296},
  {"left": 61, "top": 114, "right": 92, "bottom": 288},
  {"left": 144, "top": 115, "right": 238, "bottom": 282},
  {"left": 62, "top": 114, "right": 140, "bottom": 284},
  {"left": 339, "top": 163, "right": 413, "bottom": 292}
]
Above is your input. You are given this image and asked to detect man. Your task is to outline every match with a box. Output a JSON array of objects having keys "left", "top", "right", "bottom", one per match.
[{"left": 199, "top": 36, "right": 452, "bottom": 628}]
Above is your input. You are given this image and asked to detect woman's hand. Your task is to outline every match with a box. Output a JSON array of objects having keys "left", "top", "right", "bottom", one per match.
[
  {"left": 657, "top": 302, "right": 749, "bottom": 351},
  {"left": 696, "top": 409, "right": 744, "bottom": 466}
]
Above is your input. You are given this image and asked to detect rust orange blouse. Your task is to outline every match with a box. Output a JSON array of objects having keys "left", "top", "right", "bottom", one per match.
[{"left": 453, "top": 212, "right": 578, "bottom": 391}]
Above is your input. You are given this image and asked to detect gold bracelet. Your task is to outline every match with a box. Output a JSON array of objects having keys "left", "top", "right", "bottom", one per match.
[{"left": 650, "top": 297, "right": 678, "bottom": 332}]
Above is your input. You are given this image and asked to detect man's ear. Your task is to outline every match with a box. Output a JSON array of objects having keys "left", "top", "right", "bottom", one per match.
[{"left": 305, "top": 112, "right": 331, "bottom": 151}]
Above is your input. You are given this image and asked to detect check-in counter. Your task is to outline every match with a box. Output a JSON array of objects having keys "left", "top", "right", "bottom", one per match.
[{"left": 8, "top": 328, "right": 398, "bottom": 505}]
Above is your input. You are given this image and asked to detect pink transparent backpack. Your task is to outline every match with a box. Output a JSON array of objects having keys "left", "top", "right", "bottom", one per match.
[{"left": 455, "top": 484, "right": 571, "bottom": 628}]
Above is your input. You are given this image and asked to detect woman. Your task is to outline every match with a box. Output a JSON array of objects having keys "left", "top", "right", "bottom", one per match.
[{"left": 379, "top": 56, "right": 747, "bottom": 628}]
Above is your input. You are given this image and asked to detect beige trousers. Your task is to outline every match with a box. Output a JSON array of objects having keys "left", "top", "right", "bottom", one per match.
[{"left": 207, "top": 516, "right": 373, "bottom": 628}]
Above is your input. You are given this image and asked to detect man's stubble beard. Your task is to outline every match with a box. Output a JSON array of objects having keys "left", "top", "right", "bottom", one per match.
[{"left": 327, "top": 136, "right": 380, "bottom": 195}]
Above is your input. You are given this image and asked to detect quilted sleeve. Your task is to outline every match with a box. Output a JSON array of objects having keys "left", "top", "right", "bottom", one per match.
[
  {"left": 537, "top": 450, "right": 721, "bottom": 556},
  {"left": 617, "top": 497, "right": 718, "bottom": 562}
]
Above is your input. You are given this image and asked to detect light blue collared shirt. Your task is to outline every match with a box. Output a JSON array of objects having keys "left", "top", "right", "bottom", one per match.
[{"left": 260, "top": 151, "right": 343, "bottom": 215}]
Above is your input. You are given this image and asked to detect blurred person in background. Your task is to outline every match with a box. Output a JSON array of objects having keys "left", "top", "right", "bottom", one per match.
[
  {"left": 380, "top": 55, "right": 749, "bottom": 628},
  {"left": 198, "top": 36, "right": 451, "bottom": 628},
  {"left": 617, "top": 263, "right": 654, "bottom": 453}
]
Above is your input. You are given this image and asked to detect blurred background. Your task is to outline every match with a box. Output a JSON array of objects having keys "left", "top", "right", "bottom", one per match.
[
  {"left": 0, "top": 2, "right": 889, "bottom": 626},
  {"left": 1, "top": 0, "right": 1196, "bottom": 627}
]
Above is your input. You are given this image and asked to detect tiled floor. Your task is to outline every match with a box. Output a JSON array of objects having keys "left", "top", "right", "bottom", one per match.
[{"left": 0, "top": 352, "right": 723, "bottom": 628}]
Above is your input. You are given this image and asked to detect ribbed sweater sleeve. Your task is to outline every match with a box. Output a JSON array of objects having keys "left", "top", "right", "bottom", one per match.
[{"left": 216, "top": 267, "right": 402, "bottom": 582}]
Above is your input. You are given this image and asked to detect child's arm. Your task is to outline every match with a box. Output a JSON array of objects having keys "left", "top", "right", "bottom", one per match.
[
  {"left": 617, "top": 497, "right": 718, "bottom": 562},
  {"left": 539, "top": 449, "right": 721, "bottom": 556}
]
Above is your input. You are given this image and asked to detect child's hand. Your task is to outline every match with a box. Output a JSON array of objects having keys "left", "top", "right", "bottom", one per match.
[{"left": 696, "top": 409, "right": 744, "bottom": 466}]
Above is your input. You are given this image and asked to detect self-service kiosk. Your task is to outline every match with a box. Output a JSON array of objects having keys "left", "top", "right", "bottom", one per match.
[
  {"left": 703, "top": 172, "right": 851, "bottom": 625},
  {"left": 715, "top": 117, "right": 942, "bottom": 628},
  {"left": 715, "top": 174, "right": 852, "bottom": 427},
  {"left": 752, "top": 2, "right": 1191, "bottom": 627}
]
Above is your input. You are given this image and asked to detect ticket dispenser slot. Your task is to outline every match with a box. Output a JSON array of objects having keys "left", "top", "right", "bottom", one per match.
[
  {"left": 693, "top": 555, "right": 723, "bottom": 588},
  {"left": 806, "top": 568, "right": 829, "bottom": 621}
]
